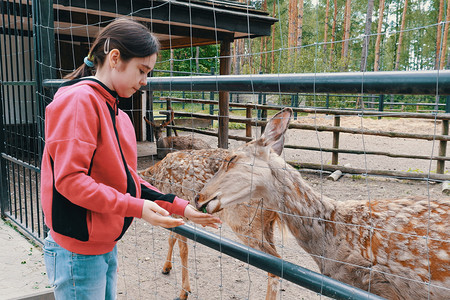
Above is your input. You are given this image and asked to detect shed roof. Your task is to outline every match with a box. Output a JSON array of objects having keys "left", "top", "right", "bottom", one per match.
[{"left": 53, "top": 0, "right": 278, "bottom": 49}]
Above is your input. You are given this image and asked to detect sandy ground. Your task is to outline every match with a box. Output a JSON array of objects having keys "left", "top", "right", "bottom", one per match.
[
  {"left": 3, "top": 114, "right": 447, "bottom": 300},
  {"left": 0, "top": 220, "right": 52, "bottom": 300}
]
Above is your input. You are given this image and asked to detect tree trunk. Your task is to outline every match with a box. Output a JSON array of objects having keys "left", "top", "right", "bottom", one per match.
[
  {"left": 374, "top": 0, "right": 386, "bottom": 71},
  {"left": 330, "top": 0, "right": 338, "bottom": 64},
  {"left": 324, "top": 0, "right": 330, "bottom": 53},
  {"left": 288, "top": 0, "right": 295, "bottom": 51},
  {"left": 234, "top": 40, "right": 241, "bottom": 75},
  {"left": 394, "top": 0, "right": 408, "bottom": 71},
  {"left": 440, "top": 0, "right": 450, "bottom": 70},
  {"left": 360, "top": 0, "right": 374, "bottom": 72},
  {"left": 436, "top": 0, "right": 445, "bottom": 69},
  {"left": 297, "top": 0, "right": 304, "bottom": 54},
  {"left": 341, "top": 0, "right": 352, "bottom": 70},
  {"left": 196, "top": 46, "right": 200, "bottom": 73},
  {"left": 271, "top": 0, "right": 276, "bottom": 73},
  {"left": 170, "top": 49, "right": 174, "bottom": 74},
  {"left": 260, "top": 0, "right": 268, "bottom": 72}
]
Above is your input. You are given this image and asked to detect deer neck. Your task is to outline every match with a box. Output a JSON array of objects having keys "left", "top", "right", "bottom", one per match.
[{"left": 269, "top": 159, "right": 337, "bottom": 259}]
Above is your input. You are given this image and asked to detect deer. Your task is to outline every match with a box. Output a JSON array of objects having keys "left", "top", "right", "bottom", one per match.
[
  {"left": 195, "top": 107, "right": 450, "bottom": 300},
  {"left": 140, "top": 127, "right": 289, "bottom": 299},
  {"left": 144, "top": 109, "right": 211, "bottom": 159}
]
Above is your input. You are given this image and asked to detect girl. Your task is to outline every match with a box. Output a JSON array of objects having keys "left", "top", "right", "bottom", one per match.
[{"left": 41, "top": 18, "right": 221, "bottom": 299}]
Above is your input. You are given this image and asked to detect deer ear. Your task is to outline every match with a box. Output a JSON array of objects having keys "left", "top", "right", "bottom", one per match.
[
  {"left": 260, "top": 108, "right": 292, "bottom": 149},
  {"left": 271, "top": 135, "right": 285, "bottom": 156}
]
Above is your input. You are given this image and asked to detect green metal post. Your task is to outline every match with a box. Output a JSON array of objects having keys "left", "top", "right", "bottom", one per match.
[
  {"left": 378, "top": 95, "right": 384, "bottom": 120},
  {"left": 0, "top": 82, "right": 9, "bottom": 217},
  {"left": 33, "top": 0, "right": 56, "bottom": 163},
  {"left": 209, "top": 67, "right": 215, "bottom": 127}
]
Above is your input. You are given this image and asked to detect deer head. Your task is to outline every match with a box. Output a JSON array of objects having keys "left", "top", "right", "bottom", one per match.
[
  {"left": 195, "top": 107, "right": 292, "bottom": 213},
  {"left": 144, "top": 108, "right": 175, "bottom": 141}
]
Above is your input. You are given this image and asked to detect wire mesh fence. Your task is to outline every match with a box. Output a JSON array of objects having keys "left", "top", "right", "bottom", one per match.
[{"left": 1, "top": 0, "right": 450, "bottom": 299}]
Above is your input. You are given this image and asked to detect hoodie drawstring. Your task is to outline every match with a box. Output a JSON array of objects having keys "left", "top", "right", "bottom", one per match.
[{"left": 114, "top": 97, "right": 119, "bottom": 115}]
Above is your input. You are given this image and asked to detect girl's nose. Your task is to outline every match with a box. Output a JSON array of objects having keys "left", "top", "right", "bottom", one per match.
[{"left": 140, "top": 75, "right": 147, "bottom": 86}]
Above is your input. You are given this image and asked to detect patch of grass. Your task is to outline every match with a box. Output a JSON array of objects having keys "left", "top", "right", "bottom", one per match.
[
  {"left": 2, "top": 218, "right": 42, "bottom": 249},
  {"left": 351, "top": 174, "right": 363, "bottom": 180},
  {"left": 405, "top": 168, "right": 423, "bottom": 174}
]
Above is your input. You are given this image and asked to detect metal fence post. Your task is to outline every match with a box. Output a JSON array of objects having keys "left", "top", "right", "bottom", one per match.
[
  {"left": 33, "top": 0, "right": 56, "bottom": 162},
  {"left": 209, "top": 67, "right": 215, "bottom": 127},
  {"left": 293, "top": 93, "right": 298, "bottom": 120},
  {"left": 0, "top": 82, "right": 9, "bottom": 217},
  {"left": 260, "top": 94, "right": 268, "bottom": 135},
  {"left": 257, "top": 91, "right": 262, "bottom": 120},
  {"left": 378, "top": 94, "right": 385, "bottom": 119}
]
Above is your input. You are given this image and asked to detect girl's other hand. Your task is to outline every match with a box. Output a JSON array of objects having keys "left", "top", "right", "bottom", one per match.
[
  {"left": 141, "top": 201, "right": 185, "bottom": 228},
  {"left": 184, "top": 204, "right": 222, "bottom": 229}
]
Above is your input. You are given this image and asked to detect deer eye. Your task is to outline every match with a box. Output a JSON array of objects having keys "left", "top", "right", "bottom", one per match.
[{"left": 225, "top": 155, "right": 237, "bottom": 170}]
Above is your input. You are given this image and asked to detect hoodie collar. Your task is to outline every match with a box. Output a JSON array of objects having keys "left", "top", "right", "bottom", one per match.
[{"left": 60, "top": 77, "right": 119, "bottom": 113}]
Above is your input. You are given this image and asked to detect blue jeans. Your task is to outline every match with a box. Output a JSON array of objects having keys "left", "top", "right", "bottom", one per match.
[{"left": 43, "top": 234, "right": 118, "bottom": 300}]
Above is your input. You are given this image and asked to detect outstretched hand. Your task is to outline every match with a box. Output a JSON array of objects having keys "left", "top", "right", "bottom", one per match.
[
  {"left": 184, "top": 204, "right": 222, "bottom": 229},
  {"left": 141, "top": 200, "right": 185, "bottom": 228}
]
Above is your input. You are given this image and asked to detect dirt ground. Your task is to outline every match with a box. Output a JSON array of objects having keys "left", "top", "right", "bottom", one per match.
[{"left": 116, "top": 115, "right": 446, "bottom": 300}]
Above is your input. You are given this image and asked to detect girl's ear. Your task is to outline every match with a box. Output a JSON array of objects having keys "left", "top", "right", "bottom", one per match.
[{"left": 108, "top": 49, "right": 121, "bottom": 69}]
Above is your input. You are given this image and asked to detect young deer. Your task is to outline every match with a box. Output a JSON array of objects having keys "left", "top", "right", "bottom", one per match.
[
  {"left": 144, "top": 109, "right": 211, "bottom": 159},
  {"left": 195, "top": 108, "right": 450, "bottom": 300},
  {"left": 141, "top": 150, "right": 284, "bottom": 299}
]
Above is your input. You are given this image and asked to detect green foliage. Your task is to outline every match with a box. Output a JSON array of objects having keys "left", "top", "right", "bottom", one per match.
[
  {"left": 240, "top": 0, "right": 441, "bottom": 73},
  {"left": 153, "top": 1, "right": 442, "bottom": 75},
  {"left": 155, "top": 45, "right": 219, "bottom": 75}
]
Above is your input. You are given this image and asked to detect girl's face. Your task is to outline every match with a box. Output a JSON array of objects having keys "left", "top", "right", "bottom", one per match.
[{"left": 109, "top": 52, "right": 157, "bottom": 98}]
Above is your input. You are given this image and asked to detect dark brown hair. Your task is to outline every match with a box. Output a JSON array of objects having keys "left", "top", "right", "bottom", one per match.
[{"left": 65, "top": 18, "right": 160, "bottom": 80}]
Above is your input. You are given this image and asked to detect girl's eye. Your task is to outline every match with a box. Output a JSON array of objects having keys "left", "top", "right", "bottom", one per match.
[{"left": 140, "top": 70, "right": 145, "bottom": 74}]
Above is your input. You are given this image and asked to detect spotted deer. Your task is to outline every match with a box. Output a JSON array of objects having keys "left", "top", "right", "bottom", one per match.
[
  {"left": 144, "top": 109, "right": 211, "bottom": 159},
  {"left": 195, "top": 107, "right": 450, "bottom": 299},
  {"left": 140, "top": 148, "right": 282, "bottom": 300}
]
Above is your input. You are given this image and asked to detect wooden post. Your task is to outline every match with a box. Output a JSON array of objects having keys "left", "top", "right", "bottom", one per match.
[
  {"left": 332, "top": 116, "right": 340, "bottom": 165},
  {"left": 437, "top": 119, "right": 448, "bottom": 174},
  {"left": 218, "top": 39, "right": 231, "bottom": 149},
  {"left": 246, "top": 107, "right": 252, "bottom": 137}
]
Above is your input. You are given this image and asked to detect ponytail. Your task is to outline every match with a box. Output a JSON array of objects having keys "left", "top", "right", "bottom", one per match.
[{"left": 64, "top": 63, "right": 94, "bottom": 80}]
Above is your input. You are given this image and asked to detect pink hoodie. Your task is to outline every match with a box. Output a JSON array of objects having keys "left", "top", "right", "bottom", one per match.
[{"left": 41, "top": 78, "right": 188, "bottom": 255}]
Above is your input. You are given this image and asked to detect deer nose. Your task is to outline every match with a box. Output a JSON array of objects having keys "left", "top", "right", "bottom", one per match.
[{"left": 194, "top": 194, "right": 201, "bottom": 209}]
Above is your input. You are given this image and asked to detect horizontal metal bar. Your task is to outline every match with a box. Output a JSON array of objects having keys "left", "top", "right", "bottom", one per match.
[
  {"left": 1, "top": 153, "right": 40, "bottom": 172},
  {"left": 44, "top": 70, "right": 450, "bottom": 95},
  {"left": 0, "top": 80, "right": 36, "bottom": 86},
  {"left": 4, "top": 213, "right": 44, "bottom": 246},
  {"left": 145, "top": 70, "right": 450, "bottom": 94},
  {"left": 169, "top": 224, "right": 385, "bottom": 300}
]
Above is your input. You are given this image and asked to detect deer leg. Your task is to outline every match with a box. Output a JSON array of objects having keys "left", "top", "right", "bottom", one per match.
[
  {"left": 162, "top": 232, "right": 178, "bottom": 274},
  {"left": 177, "top": 235, "right": 191, "bottom": 300},
  {"left": 266, "top": 273, "right": 279, "bottom": 300}
]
